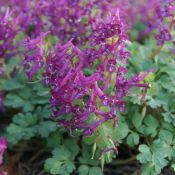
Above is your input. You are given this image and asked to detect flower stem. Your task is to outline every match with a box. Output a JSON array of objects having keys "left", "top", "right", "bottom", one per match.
[{"left": 110, "top": 155, "right": 136, "bottom": 165}]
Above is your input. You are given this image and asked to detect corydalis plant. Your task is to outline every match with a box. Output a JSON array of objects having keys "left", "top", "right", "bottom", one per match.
[
  {"left": 0, "top": 9, "right": 18, "bottom": 113},
  {"left": 2, "top": 0, "right": 174, "bottom": 44},
  {"left": 23, "top": 32, "right": 49, "bottom": 80},
  {"left": 23, "top": 11, "right": 151, "bottom": 136},
  {"left": 0, "top": 9, "right": 18, "bottom": 76},
  {"left": 133, "top": 0, "right": 175, "bottom": 45},
  {"left": 0, "top": 9, "right": 17, "bottom": 58}
]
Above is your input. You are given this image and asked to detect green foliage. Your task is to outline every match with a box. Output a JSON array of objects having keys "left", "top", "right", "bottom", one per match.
[
  {"left": 126, "top": 39, "right": 175, "bottom": 175},
  {"left": 78, "top": 165, "right": 103, "bottom": 175},
  {"left": 2, "top": 60, "right": 59, "bottom": 146},
  {"left": 137, "top": 139, "right": 173, "bottom": 175},
  {"left": 126, "top": 132, "right": 139, "bottom": 147},
  {"left": 44, "top": 146, "right": 76, "bottom": 175}
]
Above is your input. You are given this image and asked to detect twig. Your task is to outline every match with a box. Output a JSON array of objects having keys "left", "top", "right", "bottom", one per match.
[{"left": 28, "top": 149, "right": 45, "bottom": 163}]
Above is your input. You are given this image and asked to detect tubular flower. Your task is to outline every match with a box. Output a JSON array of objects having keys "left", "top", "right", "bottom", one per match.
[
  {"left": 136, "top": 0, "right": 175, "bottom": 45},
  {"left": 153, "top": 0, "right": 175, "bottom": 45},
  {"left": 0, "top": 9, "right": 18, "bottom": 78},
  {"left": 23, "top": 9, "right": 151, "bottom": 136},
  {"left": 23, "top": 32, "right": 50, "bottom": 80},
  {"left": 0, "top": 9, "right": 17, "bottom": 59}
]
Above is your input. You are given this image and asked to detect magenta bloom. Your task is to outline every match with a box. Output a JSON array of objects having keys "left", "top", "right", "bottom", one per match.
[
  {"left": 0, "top": 9, "right": 17, "bottom": 59},
  {"left": 23, "top": 32, "right": 50, "bottom": 80},
  {"left": 22, "top": 8, "right": 151, "bottom": 136},
  {"left": 0, "top": 137, "right": 7, "bottom": 166}
]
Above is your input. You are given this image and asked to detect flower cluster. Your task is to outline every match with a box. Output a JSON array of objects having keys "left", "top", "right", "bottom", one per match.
[
  {"left": 0, "top": 9, "right": 18, "bottom": 80},
  {"left": 22, "top": 32, "right": 49, "bottom": 80},
  {"left": 1, "top": 0, "right": 163, "bottom": 136},
  {"left": 154, "top": 0, "right": 175, "bottom": 45},
  {"left": 2, "top": 0, "right": 174, "bottom": 44},
  {"left": 43, "top": 0, "right": 88, "bottom": 44},
  {"left": 0, "top": 9, "right": 17, "bottom": 59},
  {"left": 1, "top": 0, "right": 93, "bottom": 42},
  {"left": 129, "top": 0, "right": 175, "bottom": 45},
  {"left": 2, "top": 0, "right": 45, "bottom": 37},
  {"left": 23, "top": 10, "right": 151, "bottom": 136}
]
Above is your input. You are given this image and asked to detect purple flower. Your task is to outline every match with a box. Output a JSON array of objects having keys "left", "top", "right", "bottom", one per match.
[
  {"left": 155, "top": 28, "right": 172, "bottom": 46},
  {"left": 21, "top": 1, "right": 153, "bottom": 136},
  {"left": 23, "top": 32, "right": 49, "bottom": 80},
  {"left": 0, "top": 8, "right": 18, "bottom": 72},
  {"left": 0, "top": 137, "right": 7, "bottom": 166}
]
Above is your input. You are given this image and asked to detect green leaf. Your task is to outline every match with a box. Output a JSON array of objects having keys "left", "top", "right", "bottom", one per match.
[
  {"left": 38, "top": 121, "right": 57, "bottom": 138},
  {"left": 18, "top": 86, "right": 35, "bottom": 100},
  {"left": 3, "top": 79, "right": 24, "bottom": 91},
  {"left": 147, "top": 96, "right": 165, "bottom": 109},
  {"left": 141, "top": 163, "right": 157, "bottom": 175},
  {"left": 96, "top": 122, "right": 113, "bottom": 149},
  {"left": 6, "top": 124, "right": 25, "bottom": 145},
  {"left": 45, "top": 158, "right": 64, "bottom": 175},
  {"left": 52, "top": 147, "right": 71, "bottom": 160},
  {"left": 78, "top": 165, "right": 89, "bottom": 175},
  {"left": 162, "top": 112, "right": 174, "bottom": 123},
  {"left": 137, "top": 144, "right": 152, "bottom": 163},
  {"left": 112, "top": 121, "right": 129, "bottom": 141},
  {"left": 152, "top": 154, "right": 168, "bottom": 173},
  {"left": 171, "top": 164, "right": 175, "bottom": 171},
  {"left": 32, "top": 82, "right": 49, "bottom": 97},
  {"left": 65, "top": 161, "right": 75, "bottom": 173},
  {"left": 64, "top": 139, "right": 79, "bottom": 159},
  {"left": 138, "top": 140, "right": 173, "bottom": 175},
  {"left": 23, "top": 102, "right": 34, "bottom": 112},
  {"left": 159, "top": 129, "right": 173, "bottom": 144},
  {"left": 4, "top": 94, "right": 24, "bottom": 108},
  {"left": 151, "top": 139, "right": 172, "bottom": 160},
  {"left": 126, "top": 132, "right": 139, "bottom": 147},
  {"left": 132, "top": 113, "right": 142, "bottom": 129},
  {"left": 79, "top": 143, "right": 100, "bottom": 166},
  {"left": 35, "top": 106, "right": 51, "bottom": 119},
  {"left": 89, "top": 167, "right": 103, "bottom": 175},
  {"left": 6, "top": 123, "right": 37, "bottom": 145},
  {"left": 13, "top": 113, "right": 37, "bottom": 126},
  {"left": 144, "top": 115, "right": 158, "bottom": 137},
  {"left": 82, "top": 134, "right": 97, "bottom": 145},
  {"left": 44, "top": 146, "right": 75, "bottom": 175},
  {"left": 46, "top": 131, "right": 62, "bottom": 148}
]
